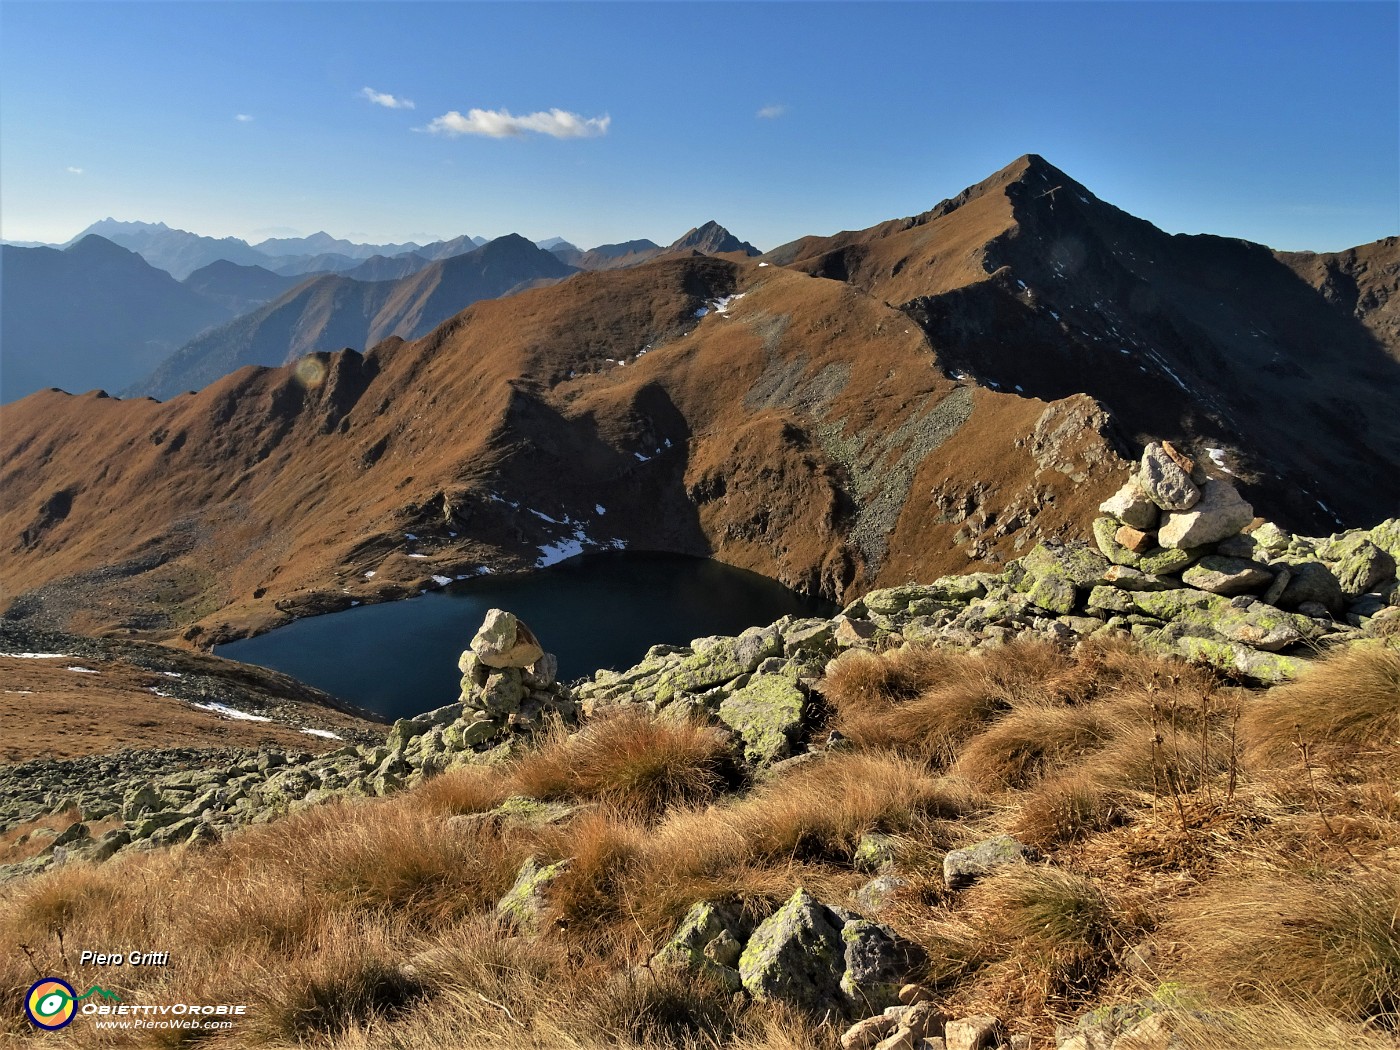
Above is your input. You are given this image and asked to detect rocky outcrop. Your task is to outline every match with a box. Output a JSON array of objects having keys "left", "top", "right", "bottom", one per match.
[{"left": 653, "top": 888, "right": 923, "bottom": 1018}]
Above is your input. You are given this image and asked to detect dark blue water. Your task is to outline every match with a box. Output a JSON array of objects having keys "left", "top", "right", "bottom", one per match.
[{"left": 217, "top": 552, "right": 837, "bottom": 722}]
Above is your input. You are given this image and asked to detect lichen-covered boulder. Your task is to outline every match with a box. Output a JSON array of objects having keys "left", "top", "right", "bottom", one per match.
[
  {"left": 840, "top": 919, "right": 922, "bottom": 1012},
  {"left": 943, "top": 835, "right": 1035, "bottom": 889},
  {"left": 653, "top": 627, "right": 782, "bottom": 706},
  {"left": 496, "top": 856, "right": 570, "bottom": 933},
  {"left": 1327, "top": 535, "right": 1396, "bottom": 598},
  {"left": 718, "top": 675, "right": 807, "bottom": 766},
  {"left": 853, "top": 832, "right": 899, "bottom": 873},
  {"left": 1277, "top": 561, "right": 1347, "bottom": 614},
  {"left": 1018, "top": 541, "right": 1110, "bottom": 614},
  {"left": 738, "top": 889, "right": 846, "bottom": 1013},
  {"left": 1180, "top": 555, "right": 1274, "bottom": 596},
  {"left": 1129, "top": 589, "right": 1316, "bottom": 652},
  {"left": 1170, "top": 636, "right": 1303, "bottom": 684},
  {"left": 1369, "top": 519, "right": 1400, "bottom": 563},
  {"left": 652, "top": 901, "right": 751, "bottom": 993},
  {"left": 1157, "top": 480, "right": 1253, "bottom": 549},
  {"left": 471, "top": 609, "right": 545, "bottom": 669},
  {"left": 1140, "top": 443, "right": 1200, "bottom": 511}
]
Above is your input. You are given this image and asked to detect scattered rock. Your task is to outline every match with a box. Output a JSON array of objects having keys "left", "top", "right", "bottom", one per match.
[
  {"left": 943, "top": 835, "right": 1035, "bottom": 890},
  {"left": 738, "top": 888, "right": 847, "bottom": 1014},
  {"left": 496, "top": 856, "right": 571, "bottom": 933}
]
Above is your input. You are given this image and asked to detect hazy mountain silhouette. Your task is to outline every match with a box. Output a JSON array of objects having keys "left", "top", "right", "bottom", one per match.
[{"left": 1, "top": 236, "right": 235, "bottom": 401}]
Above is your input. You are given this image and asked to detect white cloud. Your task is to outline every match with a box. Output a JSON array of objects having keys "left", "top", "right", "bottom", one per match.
[
  {"left": 756, "top": 103, "right": 789, "bottom": 119},
  {"left": 361, "top": 87, "right": 415, "bottom": 110},
  {"left": 235, "top": 113, "right": 254, "bottom": 122},
  {"left": 66, "top": 166, "right": 83, "bottom": 175},
  {"left": 421, "top": 107, "right": 610, "bottom": 139}
]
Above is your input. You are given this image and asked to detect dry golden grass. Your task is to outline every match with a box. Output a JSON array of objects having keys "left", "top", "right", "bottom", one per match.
[
  {"left": 508, "top": 708, "right": 733, "bottom": 818},
  {"left": 1164, "top": 872, "right": 1400, "bottom": 1025},
  {"left": 1242, "top": 644, "right": 1400, "bottom": 767},
  {"left": 1, "top": 637, "right": 1396, "bottom": 1048}
]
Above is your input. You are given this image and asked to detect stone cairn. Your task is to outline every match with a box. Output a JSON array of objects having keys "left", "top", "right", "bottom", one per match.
[{"left": 456, "top": 608, "right": 577, "bottom": 739}]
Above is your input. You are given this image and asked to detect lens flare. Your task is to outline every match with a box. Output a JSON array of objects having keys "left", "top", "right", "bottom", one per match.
[
  {"left": 294, "top": 356, "right": 327, "bottom": 389},
  {"left": 26, "top": 978, "right": 76, "bottom": 1029}
]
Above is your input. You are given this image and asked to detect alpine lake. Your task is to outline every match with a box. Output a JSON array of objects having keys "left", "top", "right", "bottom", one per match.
[{"left": 216, "top": 552, "right": 838, "bottom": 722}]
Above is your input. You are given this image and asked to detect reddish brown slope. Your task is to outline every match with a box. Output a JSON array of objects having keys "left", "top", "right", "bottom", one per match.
[{"left": 1, "top": 255, "right": 1129, "bottom": 643}]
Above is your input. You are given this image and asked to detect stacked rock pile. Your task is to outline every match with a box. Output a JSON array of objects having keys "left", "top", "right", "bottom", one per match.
[{"left": 456, "top": 608, "right": 577, "bottom": 740}]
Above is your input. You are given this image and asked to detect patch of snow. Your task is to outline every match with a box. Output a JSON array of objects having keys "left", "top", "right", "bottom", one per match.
[
  {"left": 404, "top": 533, "right": 418, "bottom": 540},
  {"left": 1015, "top": 279, "right": 1027, "bottom": 290},
  {"left": 634, "top": 452, "right": 651, "bottom": 462},
  {"left": 537, "top": 532, "right": 587, "bottom": 567},
  {"left": 694, "top": 306, "right": 709, "bottom": 318},
  {"left": 448, "top": 531, "right": 457, "bottom": 537},
  {"left": 529, "top": 509, "right": 561, "bottom": 523},
  {"left": 66, "top": 666, "right": 98, "bottom": 674},
  {"left": 758, "top": 262, "right": 769, "bottom": 267},
  {"left": 364, "top": 570, "right": 376, "bottom": 578},
  {"left": 190, "top": 701, "right": 271, "bottom": 723},
  {"left": 302, "top": 728, "right": 342, "bottom": 740},
  {"left": 350, "top": 601, "right": 361, "bottom": 607},
  {"left": 432, "top": 575, "right": 453, "bottom": 586},
  {"left": 1049, "top": 311, "right": 1060, "bottom": 321},
  {"left": 407, "top": 553, "right": 429, "bottom": 559},
  {"left": 0, "top": 652, "right": 73, "bottom": 659},
  {"left": 162, "top": 671, "right": 182, "bottom": 678},
  {"left": 1204, "top": 447, "right": 1233, "bottom": 475},
  {"left": 712, "top": 294, "right": 745, "bottom": 315},
  {"left": 595, "top": 504, "right": 606, "bottom": 515},
  {"left": 663, "top": 437, "right": 673, "bottom": 448},
  {"left": 1015, "top": 385, "right": 1025, "bottom": 393}
]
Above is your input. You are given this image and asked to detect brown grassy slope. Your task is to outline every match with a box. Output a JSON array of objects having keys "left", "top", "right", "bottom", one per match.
[
  {"left": 0, "top": 255, "right": 1128, "bottom": 643},
  {"left": 0, "top": 640, "right": 1394, "bottom": 1049}
]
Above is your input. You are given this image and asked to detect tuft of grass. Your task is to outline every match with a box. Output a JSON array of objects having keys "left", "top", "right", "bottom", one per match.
[
  {"left": 1014, "top": 772, "right": 1128, "bottom": 847},
  {"left": 1165, "top": 873, "right": 1400, "bottom": 1026},
  {"left": 509, "top": 709, "right": 734, "bottom": 817},
  {"left": 244, "top": 919, "right": 423, "bottom": 1044},
  {"left": 574, "top": 965, "right": 746, "bottom": 1046},
  {"left": 953, "top": 705, "right": 1113, "bottom": 789},
  {"left": 413, "top": 764, "right": 512, "bottom": 815},
  {"left": 1242, "top": 645, "right": 1400, "bottom": 767}
]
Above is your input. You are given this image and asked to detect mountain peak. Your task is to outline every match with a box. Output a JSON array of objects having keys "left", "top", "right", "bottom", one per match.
[
  {"left": 68, "top": 234, "right": 140, "bottom": 259},
  {"left": 669, "top": 221, "right": 761, "bottom": 257}
]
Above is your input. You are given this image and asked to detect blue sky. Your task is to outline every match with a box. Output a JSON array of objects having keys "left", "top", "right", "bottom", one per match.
[{"left": 1, "top": 1, "right": 1395, "bottom": 253}]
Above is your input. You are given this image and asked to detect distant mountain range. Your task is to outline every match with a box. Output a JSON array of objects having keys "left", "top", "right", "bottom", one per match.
[
  {"left": 3, "top": 155, "right": 1395, "bottom": 647},
  {"left": 3, "top": 219, "right": 766, "bottom": 402},
  {"left": 45, "top": 220, "right": 492, "bottom": 280},
  {"left": 130, "top": 234, "right": 578, "bottom": 399},
  {"left": 0, "top": 236, "right": 236, "bottom": 401}
]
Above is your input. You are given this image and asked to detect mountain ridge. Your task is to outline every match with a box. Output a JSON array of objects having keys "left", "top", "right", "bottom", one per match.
[{"left": 3, "top": 155, "right": 1396, "bottom": 647}]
